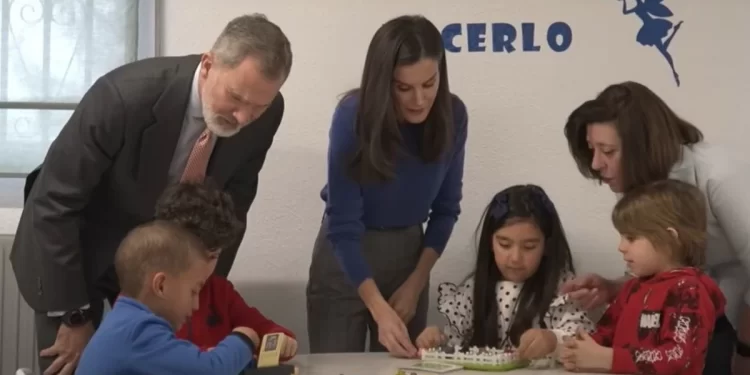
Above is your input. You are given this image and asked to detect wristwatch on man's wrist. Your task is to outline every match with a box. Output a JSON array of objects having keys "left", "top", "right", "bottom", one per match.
[
  {"left": 61, "top": 308, "right": 92, "bottom": 328},
  {"left": 737, "top": 339, "right": 750, "bottom": 358}
]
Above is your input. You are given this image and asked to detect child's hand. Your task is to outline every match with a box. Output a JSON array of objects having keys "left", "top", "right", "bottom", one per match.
[
  {"left": 517, "top": 328, "right": 557, "bottom": 360},
  {"left": 232, "top": 327, "right": 260, "bottom": 348},
  {"left": 559, "top": 337, "right": 577, "bottom": 371},
  {"left": 281, "top": 335, "right": 298, "bottom": 359},
  {"left": 558, "top": 328, "right": 612, "bottom": 372},
  {"left": 415, "top": 326, "right": 446, "bottom": 349}
]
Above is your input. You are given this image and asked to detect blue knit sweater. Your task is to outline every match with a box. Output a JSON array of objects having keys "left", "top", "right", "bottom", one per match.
[{"left": 321, "top": 94, "right": 467, "bottom": 286}]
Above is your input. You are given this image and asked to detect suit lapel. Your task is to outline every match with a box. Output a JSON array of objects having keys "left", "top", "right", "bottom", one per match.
[{"left": 138, "top": 55, "right": 201, "bottom": 200}]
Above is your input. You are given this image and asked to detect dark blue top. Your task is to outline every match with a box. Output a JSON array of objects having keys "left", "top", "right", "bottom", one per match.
[
  {"left": 76, "top": 296, "right": 254, "bottom": 375},
  {"left": 321, "top": 94, "right": 467, "bottom": 287}
]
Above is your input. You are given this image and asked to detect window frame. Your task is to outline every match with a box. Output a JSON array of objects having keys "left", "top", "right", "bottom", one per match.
[{"left": 0, "top": 0, "right": 160, "bottom": 178}]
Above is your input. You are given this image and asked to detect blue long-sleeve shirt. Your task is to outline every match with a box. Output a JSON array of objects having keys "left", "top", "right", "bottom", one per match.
[
  {"left": 76, "top": 296, "right": 254, "bottom": 375},
  {"left": 321, "top": 94, "right": 467, "bottom": 287}
]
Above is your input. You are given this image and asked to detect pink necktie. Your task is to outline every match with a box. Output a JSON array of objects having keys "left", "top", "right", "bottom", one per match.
[{"left": 181, "top": 129, "right": 214, "bottom": 183}]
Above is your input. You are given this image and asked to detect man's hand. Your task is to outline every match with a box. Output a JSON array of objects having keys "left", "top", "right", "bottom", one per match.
[
  {"left": 281, "top": 335, "right": 298, "bottom": 360},
  {"left": 389, "top": 277, "right": 423, "bottom": 324},
  {"left": 39, "top": 322, "right": 94, "bottom": 375}
]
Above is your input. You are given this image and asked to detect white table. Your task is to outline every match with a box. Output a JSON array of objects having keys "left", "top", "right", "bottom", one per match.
[{"left": 287, "top": 353, "right": 597, "bottom": 375}]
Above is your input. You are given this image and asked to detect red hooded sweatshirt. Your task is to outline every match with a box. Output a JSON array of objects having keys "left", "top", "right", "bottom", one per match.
[
  {"left": 591, "top": 267, "right": 725, "bottom": 375},
  {"left": 174, "top": 275, "right": 295, "bottom": 354}
]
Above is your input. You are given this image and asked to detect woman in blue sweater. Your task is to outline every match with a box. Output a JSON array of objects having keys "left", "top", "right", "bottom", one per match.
[{"left": 306, "top": 15, "right": 467, "bottom": 358}]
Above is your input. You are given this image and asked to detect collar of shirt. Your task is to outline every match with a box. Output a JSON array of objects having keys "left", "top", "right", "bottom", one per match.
[{"left": 187, "top": 62, "right": 204, "bottom": 120}]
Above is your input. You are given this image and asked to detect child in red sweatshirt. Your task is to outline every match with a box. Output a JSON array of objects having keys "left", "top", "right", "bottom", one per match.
[
  {"left": 154, "top": 181, "right": 297, "bottom": 359},
  {"left": 560, "top": 180, "right": 726, "bottom": 375}
]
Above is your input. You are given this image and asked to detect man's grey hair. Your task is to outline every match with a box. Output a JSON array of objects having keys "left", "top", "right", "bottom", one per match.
[{"left": 211, "top": 13, "right": 292, "bottom": 82}]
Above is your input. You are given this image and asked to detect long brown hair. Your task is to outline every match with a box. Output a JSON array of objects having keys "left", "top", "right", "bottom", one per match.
[
  {"left": 467, "top": 185, "right": 574, "bottom": 348},
  {"left": 343, "top": 15, "right": 454, "bottom": 183},
  {"left": 612, "top": 179, "right": 707, "bottom": 267},
  {"left": 564, "top": 81, "right": 703, "bottom": 192}
]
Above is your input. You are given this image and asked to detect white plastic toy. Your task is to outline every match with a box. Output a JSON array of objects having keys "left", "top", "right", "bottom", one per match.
[{"left": 419, "top": 344, "right": 529, "bottom": 372}]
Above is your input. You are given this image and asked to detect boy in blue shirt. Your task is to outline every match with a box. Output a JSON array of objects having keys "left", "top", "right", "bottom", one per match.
[{"left": 76, "top": 220, "right": 258, "bottom": 374}]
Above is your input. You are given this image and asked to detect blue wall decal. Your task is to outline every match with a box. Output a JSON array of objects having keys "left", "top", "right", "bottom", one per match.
[
  {"left": 618, "top": 0, "right": 683, "bottom": 86},
  {"left": 441, "top": 22, "right": 573, "bottom": 53}
]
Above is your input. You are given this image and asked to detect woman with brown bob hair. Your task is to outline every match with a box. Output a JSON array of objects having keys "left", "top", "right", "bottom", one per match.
[{"left": 559, "top": 81, "right": 750, "bottom": 375}]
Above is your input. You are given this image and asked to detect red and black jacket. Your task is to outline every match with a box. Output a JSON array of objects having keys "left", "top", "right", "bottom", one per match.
[
  {"left": 175, "top": 275, "right": 295, "bottom": 354},
  {"left": 591, "top": 268, "right": 726, "bottom": 375}
]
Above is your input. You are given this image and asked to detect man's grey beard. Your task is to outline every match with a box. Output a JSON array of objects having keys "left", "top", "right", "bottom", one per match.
[{"left": 203, "top": 107, "right": 240, "bottom": 138}]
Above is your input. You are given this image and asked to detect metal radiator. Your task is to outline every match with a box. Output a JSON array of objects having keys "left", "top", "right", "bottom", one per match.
[{"left": 1, "top": 235, "right": 38, "bottom": 374}]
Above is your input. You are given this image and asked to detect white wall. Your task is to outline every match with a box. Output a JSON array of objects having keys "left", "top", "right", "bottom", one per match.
[
  {"left": 161, "top": 0, "right": 749, "bottom": 353},
  {"left": 1, "top": 0, "right": 747, "bottom": 357}
]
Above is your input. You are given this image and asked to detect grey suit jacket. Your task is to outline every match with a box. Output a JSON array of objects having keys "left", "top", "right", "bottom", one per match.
[{"left": 10, "top": 54, "right": 284, "bottom": 312}]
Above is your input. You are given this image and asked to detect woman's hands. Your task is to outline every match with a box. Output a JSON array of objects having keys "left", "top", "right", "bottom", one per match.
[
  {"left": 389, "top": 277, "right": 422, "bottom": 323},
  {"left": 389, "top": 247, "right": 436, "bottom": 323},
  {"left": 359, "top": 247, "right": 437, "bottom": 360},
  {"left": 360, "top": 279, "right": 418, "bottom": 358},
  {"left": 372, "top": 302, "right": 419, "bottom": 358},
  {"left": 559, "top": 273, "right": 620, "bottom": 310}
]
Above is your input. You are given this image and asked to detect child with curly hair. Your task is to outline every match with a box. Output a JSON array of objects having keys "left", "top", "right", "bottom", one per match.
[{"left": 155, "top": 182, "right": 297, "bottom": 360}]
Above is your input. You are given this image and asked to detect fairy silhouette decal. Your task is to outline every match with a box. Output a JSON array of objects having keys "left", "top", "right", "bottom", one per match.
[{"left": 618, "top": 0, "right": 684, "bottom": 86}]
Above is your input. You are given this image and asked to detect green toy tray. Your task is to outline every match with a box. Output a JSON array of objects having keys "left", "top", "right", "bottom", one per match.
[
  {"left": 432, "top": 359, "right": 528, "bottom": 372},
  {"left": 459, "top": 360, "right": 529, "bottom": 372}
]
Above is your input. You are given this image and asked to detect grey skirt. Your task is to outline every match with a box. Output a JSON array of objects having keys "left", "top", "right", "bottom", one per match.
[{"left": 305, "top": 217, "right": 429, "bottom": 353}]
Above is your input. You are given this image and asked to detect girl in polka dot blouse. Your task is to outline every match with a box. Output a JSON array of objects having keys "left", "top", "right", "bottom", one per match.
[{"left": 415, "top": 185, "right": 594, "bottom": 362}]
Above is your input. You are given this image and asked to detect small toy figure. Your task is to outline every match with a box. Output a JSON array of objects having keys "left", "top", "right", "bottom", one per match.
[{"left": 258, "top": 333, "right": 286, "bottom": 368}]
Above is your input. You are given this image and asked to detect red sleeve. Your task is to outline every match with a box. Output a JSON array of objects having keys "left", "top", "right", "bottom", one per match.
[
  {"left": 590, "top": 280, "right": 631, "bottom": 347},
  {"left": 610, "top": 280, "right": 716, "bottom": 375},
  {"left": 219, "top": 278, "right": 296, "bottom": 339}
]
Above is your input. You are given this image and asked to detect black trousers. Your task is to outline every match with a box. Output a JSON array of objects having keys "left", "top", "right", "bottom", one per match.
[
  {"left": 35, "top": 300, "right": 105, "bottom": 374},
  {"left": 704, "top": 315, "right": 736, "bottom": 375}
]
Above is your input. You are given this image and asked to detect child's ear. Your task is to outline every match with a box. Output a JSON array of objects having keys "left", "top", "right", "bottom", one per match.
[
  {"left": 666, "top": 227, "right": 679, "bottom": 240},
  {"left": 151, "top": 272, "right": 168, "bottom": 298}
]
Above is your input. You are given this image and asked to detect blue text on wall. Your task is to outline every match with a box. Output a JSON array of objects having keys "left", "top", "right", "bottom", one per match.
[{"left": 441, "top": 22, "right": 573, "bottom": 53}]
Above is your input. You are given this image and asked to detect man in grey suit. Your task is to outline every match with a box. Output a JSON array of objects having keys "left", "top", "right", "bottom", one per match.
[{"left": 10, "top": 13, "right": 292, "bottom": 375}]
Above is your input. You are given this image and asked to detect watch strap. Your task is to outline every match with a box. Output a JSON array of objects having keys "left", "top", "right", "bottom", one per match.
[
  {"left": 47, "top": 303, "right": 91, "bottom": 317},
  {"left": 61, "top": 308, "right": 92, "bottom": 327}
]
